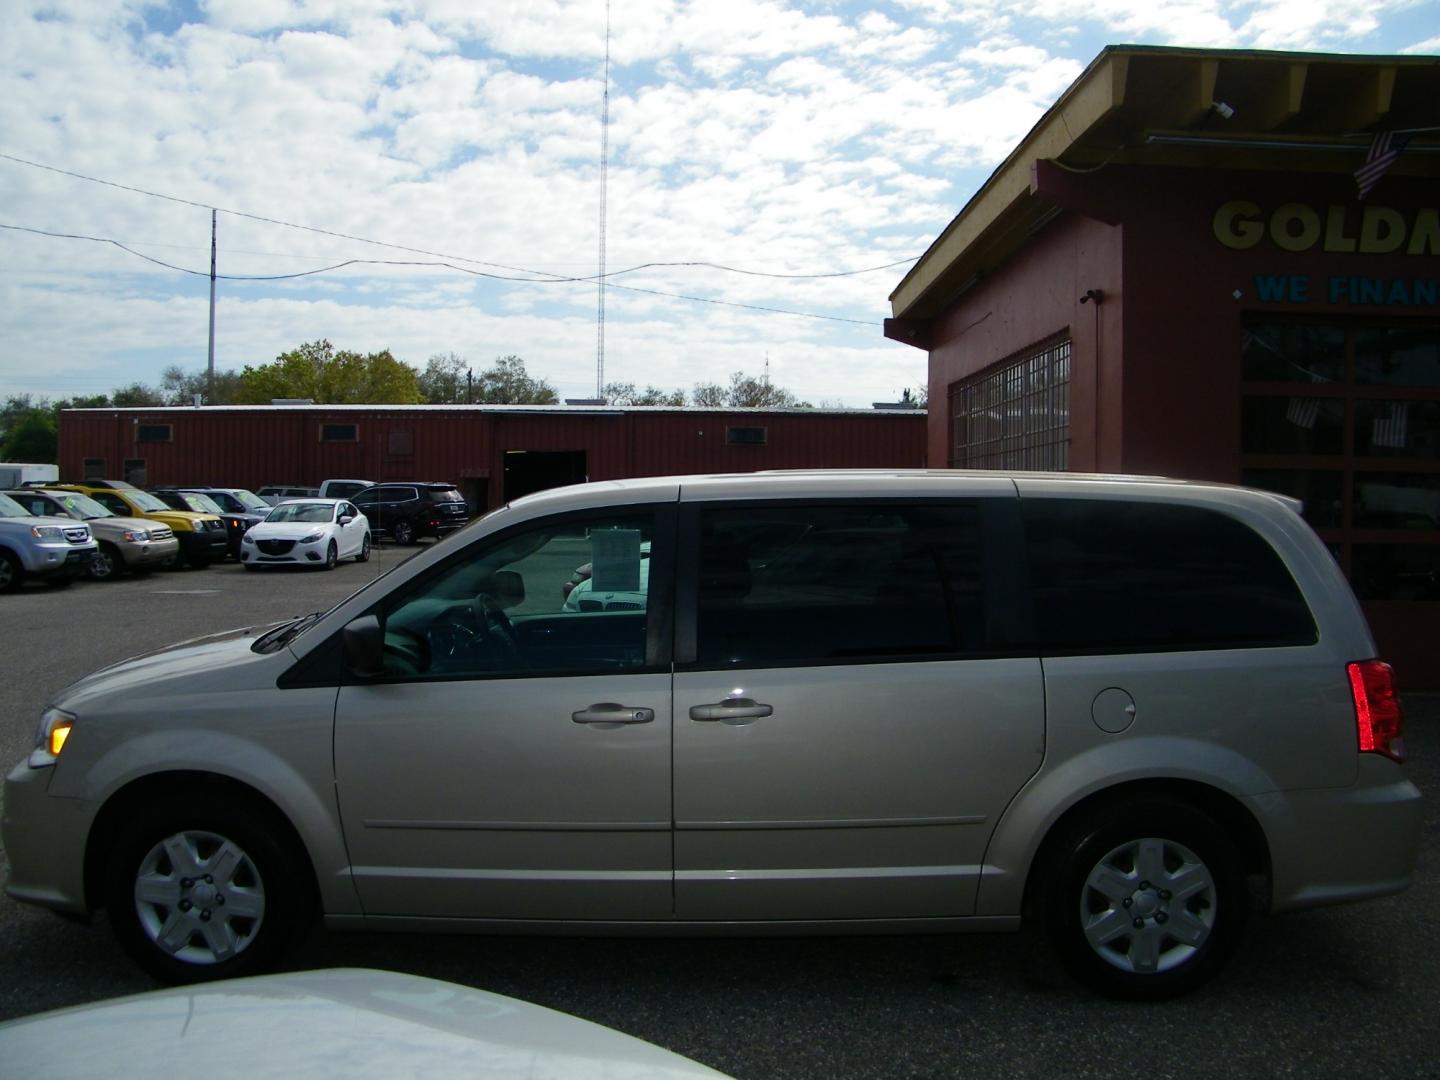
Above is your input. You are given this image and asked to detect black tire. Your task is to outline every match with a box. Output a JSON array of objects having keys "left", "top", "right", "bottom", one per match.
[
  {"left": 355, "top": 533, "right": 371, "bottom": 563},
  {"left": 187, "top": 553, "right": 212, "bottom": 570},
  {"left": 104, "top": 793, "right": 311, "bottom": 984},
  {"left": 391, "top": 519, "right": 415, "bottom": 546},
  {"left": 89, "top": 542, "right": 123, "bottom": 581},
  {"left": 1043, "top": 800, "right": 1246, "bottom": 1000},
  {"left": 322, "top": 541, "right": 338, "bottom": 571},
  {"left": 0, "top": 549, "right": 22, "bottom": 592}
]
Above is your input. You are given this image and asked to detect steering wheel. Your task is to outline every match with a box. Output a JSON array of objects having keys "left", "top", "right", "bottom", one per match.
[{"left": 470, "top": 593, "right": 520, "bottom": 658}]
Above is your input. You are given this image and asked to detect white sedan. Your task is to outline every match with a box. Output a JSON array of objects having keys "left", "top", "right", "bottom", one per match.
[{"left": 240, "top": 498, "right": 370, "bottom": 571}]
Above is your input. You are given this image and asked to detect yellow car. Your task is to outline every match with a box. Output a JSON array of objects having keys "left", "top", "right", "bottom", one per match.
[{"left": 50, "top": 481, "right": 229, "bottom": 568}]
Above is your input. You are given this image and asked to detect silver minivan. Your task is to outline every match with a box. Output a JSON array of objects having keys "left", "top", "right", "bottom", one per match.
[{"left": 2, "top": 471, "right": 1423, "bottom": 998}]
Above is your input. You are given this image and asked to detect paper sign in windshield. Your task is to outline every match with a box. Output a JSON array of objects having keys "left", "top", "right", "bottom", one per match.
[{"left": 590, "top": 529, "right": 642, "bottom": 591}]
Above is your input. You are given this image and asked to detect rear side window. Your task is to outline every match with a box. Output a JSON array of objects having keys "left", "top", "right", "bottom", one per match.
[
  {"left": 695, "top": 504, "right": 985, "bottom": 667},
  {"left": 426, "top": 487, "right": 464, "bottom": 503},
  {"left": 1021, "top": 499, "right": 1316, "bottom": 653}
]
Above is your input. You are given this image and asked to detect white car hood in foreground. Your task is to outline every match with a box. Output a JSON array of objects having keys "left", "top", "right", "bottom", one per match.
[{"left": 0, "top": 968, "right": 732, "bottom": 1079}]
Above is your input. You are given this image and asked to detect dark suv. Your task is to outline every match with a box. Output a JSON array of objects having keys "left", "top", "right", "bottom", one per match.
[
  {"left": 350, "top": 482, "right": 468, "bottom": 545},
  {"left": 149, "top": 489, "right": 256, "bottom": 559}
]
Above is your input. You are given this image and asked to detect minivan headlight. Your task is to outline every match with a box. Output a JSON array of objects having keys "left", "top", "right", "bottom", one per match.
[{"left": 30, "top": 707, "right": 76, "bottom": 768}]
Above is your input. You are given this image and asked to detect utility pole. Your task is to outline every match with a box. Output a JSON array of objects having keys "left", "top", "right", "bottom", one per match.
[
  {"left": 596, "top": 0, "right": 611, "bottom": 398},
  {"left": 207, "top": 209, "right": 217, "bottom": 404}
]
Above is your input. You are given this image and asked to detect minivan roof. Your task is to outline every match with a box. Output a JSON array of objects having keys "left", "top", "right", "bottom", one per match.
[{"left": 502, "top": 469, "right": 1303, "bottom": 516}]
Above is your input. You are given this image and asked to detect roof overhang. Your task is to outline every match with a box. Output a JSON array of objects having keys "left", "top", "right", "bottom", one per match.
[{"left": 888, "top": 45, "right": 1440, "bottom": 323}]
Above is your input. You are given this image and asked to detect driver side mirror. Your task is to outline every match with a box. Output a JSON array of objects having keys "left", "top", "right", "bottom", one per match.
[{"left": 342, "top": 614, "right": 384, "bottom": 676}]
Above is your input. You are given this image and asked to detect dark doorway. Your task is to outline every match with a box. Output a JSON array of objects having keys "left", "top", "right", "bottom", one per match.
[{"left": 503, "top": 450, "right": 587, "bottom": 502}]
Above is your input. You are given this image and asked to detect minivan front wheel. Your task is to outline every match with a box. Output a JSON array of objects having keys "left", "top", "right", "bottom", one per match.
[
  {"left": 1044, "top": 801, "right": 1245, "bottom": 999},
  {"left": 105, "top": 797, "right": 307, "bottom": 983}
]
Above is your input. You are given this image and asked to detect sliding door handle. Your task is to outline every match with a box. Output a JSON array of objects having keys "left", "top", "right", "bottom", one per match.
[{"left": 689, "top": 698, "right": 773, "bottom": 722}]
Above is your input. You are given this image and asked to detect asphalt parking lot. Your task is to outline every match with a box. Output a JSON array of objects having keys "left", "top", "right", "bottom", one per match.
[{"left": 0, "top": 550, "right": 1436, "bottom": 1078}]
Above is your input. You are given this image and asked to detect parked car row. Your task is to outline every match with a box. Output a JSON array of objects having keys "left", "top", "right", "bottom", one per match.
[{"left": 0, "top": 477, "right": 470, "bottom": 587}]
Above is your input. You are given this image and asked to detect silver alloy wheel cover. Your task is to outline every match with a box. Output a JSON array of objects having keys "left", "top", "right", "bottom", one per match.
[
  {"left": 90, "top": 549, "right": 116, "bottom": 579},
  {"left": 1080, "top": 836, "right": 1216, "bottom": 975},
  {"left": 133, "top": 829, "right": 266, "bottom": 965}
]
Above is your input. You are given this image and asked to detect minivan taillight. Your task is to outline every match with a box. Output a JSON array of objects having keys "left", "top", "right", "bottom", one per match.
[{"left": 1347, "top": 660, "right": 1405, "bottom": 762}]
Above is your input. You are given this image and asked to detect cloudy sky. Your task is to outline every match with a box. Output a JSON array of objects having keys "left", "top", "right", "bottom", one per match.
[{"left": 2, "top": 1, "right": 1435, "bottom": 409}]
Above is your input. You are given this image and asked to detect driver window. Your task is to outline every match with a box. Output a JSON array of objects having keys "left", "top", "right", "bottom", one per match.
[{"left": 377, "top": 513, "right": 657, "bottom": 679}]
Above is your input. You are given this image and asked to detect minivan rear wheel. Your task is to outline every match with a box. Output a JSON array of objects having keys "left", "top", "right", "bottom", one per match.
[
  {"left": 1043, "top": 801, "right": 1245, "bottom": 999},
  {"left": 104, "top": 796, "right": 309, "bottom": 984}
]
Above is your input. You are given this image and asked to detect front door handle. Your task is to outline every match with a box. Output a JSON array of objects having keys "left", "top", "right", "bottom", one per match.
[
  {"left": 573, "top": 703, "right": 655, "bottom": 725},
  {"left": 689, "top": 698, "right": 774, "bottom": 722}
]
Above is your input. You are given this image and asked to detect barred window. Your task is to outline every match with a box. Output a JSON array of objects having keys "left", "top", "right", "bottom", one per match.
[{"left": 949, "top": 338, "right": 1070, "bottom": 470}]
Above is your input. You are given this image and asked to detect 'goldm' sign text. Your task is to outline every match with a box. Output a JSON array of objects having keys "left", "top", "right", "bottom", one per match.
[{"left": 1214, "top": 201, "right": 1439, "bottom": 255}]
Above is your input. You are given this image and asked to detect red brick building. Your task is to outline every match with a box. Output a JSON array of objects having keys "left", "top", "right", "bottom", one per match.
[{"left": 57, "top": 404, "right": 926, "bottom": 512}]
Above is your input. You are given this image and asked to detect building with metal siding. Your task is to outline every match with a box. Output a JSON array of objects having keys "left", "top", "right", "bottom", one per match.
[
  {"left": 57, "top": 404, "right": 927, "bottom": 513},
  {"left": 885, "top": 44, "right": 1440, "bottom": 685}
]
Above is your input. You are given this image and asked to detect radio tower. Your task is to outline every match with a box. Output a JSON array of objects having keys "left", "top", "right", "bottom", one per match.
[{"left": 595, "top": 0, "right": 611, "bottom": 398}]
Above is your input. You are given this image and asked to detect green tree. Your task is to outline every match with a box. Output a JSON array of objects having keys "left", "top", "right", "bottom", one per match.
[
  {"left": 419, "top": 352, "right": 470, "bottom": 404},
  {"left": 237, "top": 340, "right": 422, "bottom": 404},
  {"left": 473, "top": 356, "right": 558, "bottom": 405},
  {"left": 111, "top": 382, "right": 166, "bottom": 407},
  {"left": 603, "top": 382, "right": 687, "bottom": 406},
  {"left": 0, "top": 410, "right": 57, "bottom": 463},
  {"left": 692, "top": 371, "right": 807, "bottom": 408},
  {"left": 160, "top": 365, "right": 246, "bottom": 405},
  {"left": 56, "top": 394, "right": 112, "bottom": 410},
  {"left": 0, "top": 395, "right": 42, "bottom": 446}
]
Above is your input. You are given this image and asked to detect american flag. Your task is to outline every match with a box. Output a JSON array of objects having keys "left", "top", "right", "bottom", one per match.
[{"left": 1355, "top": 131, "right": 1412, "bottom": 199}]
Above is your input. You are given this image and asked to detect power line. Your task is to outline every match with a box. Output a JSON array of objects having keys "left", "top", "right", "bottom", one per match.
[
  {"left": 0, "top": 151, "right": 919, "bottom": 281},
  {"left": 0, "top": 222, "right": 881, "bottom": 325}
]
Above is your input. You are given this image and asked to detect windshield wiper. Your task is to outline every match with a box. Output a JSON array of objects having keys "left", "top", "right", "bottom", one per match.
[{"left": 253, "top": 611, "right": 324, "bottom": 653}]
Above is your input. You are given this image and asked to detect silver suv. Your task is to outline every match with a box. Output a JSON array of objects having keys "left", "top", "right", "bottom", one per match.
[{"left": 2, "top": 471, "right": 1422, "bottom": 997}]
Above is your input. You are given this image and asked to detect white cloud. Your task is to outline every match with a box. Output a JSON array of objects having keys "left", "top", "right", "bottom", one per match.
[{"left": 0, "top": 0, "right": 1426, "bottom": 410}]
